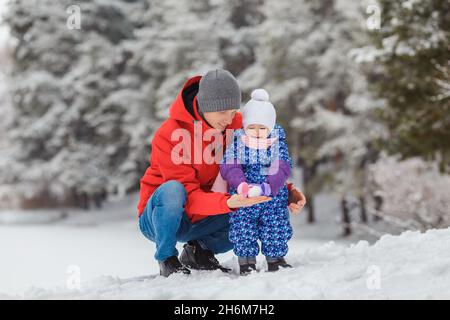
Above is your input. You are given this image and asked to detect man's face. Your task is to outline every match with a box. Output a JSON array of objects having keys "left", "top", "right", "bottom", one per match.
[{"left": 202, "top": 109, "right": 238, "bottom": 131}]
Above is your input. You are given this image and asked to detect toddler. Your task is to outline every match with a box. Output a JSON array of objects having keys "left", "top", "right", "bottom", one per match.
[{"left": 220, "top": 89, "right": 293, "bottom": 275}]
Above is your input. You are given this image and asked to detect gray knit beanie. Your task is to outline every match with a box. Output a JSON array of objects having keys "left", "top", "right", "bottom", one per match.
[{"left": 197, "top": 69, "right": 241, "bottom": 113}]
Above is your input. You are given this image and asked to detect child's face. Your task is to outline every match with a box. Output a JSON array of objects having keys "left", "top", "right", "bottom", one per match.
[{"left": 245, "top": 124, "right": 270, "bottom": 138}]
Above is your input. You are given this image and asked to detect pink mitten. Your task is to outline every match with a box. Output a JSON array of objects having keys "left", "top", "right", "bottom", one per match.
[
  {"left": 237, "top": 182, "right": 250, "bottom": 197},
  {"left": 237, "top": 182, "right": 271, "bottom": 197}
]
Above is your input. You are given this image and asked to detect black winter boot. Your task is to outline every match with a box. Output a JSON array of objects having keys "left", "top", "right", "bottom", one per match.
[
  {"left": 267, "top": 257, "right": 292, "bottom": 272},
  {"left": 180, "top": 240, "right": 231, "bottom": 273},
  {"left": 238, "top": 256, "right": 257, "bottom": 275},
  {"left": 239, "top": 263, "right": 257, "bottom": 275},
  {"left": 158, "top": 256, "right": 191, "bottom": 277}
]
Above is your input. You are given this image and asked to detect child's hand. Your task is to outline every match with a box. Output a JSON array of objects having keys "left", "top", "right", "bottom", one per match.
[
  {"left": 237, "top": 182, "right": 250, "bottom": 196},
  {"left": 237, "top": 182, "right": 271, "bottom": 197},
  {"left": 227, "top": 194, "right": 271, "bottom": 209}
]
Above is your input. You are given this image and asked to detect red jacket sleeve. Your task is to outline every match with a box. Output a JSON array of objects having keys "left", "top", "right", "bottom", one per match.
[
  {"left": 287, "top": 182, "right": 293, "bottom": 192},
  {"left": 152, "top": 133, "right": 233, "bottom": 216}
]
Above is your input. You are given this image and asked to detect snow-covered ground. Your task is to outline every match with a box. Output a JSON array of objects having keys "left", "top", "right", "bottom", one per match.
[
  {"left": 0, "top": 192, "right": 342, "bottom": 298},
  {"left": 17, "top": 228, "right": 450, "bottom": 300},
  {"left": 0, "top": 194, "right": 153, "bottom": 297},
  {"left": 1, "top": 192, "right": 450, "bottom": 299}
]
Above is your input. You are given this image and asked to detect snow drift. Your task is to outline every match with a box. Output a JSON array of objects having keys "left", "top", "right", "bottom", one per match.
[{"left": 13, "top": 227, "right": 450, "bottom": 300}]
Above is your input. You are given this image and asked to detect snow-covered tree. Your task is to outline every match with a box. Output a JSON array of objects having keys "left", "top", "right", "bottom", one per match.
[
  {"left": 369, "top": 154, "right": 450, "bottom": 231},
  {"left": 3, "top": 0, "right": 444, "bottom": 229},
  {"left": 238, "top": 0, "right": 386, "bottom": 229},
  {"left": 361, "top": 0, "right": 450, "bottom": 172},
  {"left": 0, "top": 0, "right": 269, "bottom": 210},
  {"left": 1, "top": 0, "right": 156, "bottom": 209}
]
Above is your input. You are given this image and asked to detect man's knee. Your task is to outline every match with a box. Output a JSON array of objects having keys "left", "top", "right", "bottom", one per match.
[{"left": 154, "top": 180, "right": 187, "bottom": 208}]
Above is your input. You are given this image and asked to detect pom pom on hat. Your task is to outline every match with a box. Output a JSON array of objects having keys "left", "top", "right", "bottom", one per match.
[
  {"left": 251, "top": 89, "right": 270, "bottom": 102},
  {"left": 242, "top": 88, "right": 276, "bottom": 132}
]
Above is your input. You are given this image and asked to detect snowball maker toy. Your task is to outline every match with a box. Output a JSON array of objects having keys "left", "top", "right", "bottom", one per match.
[{"left": 237, "top": 182, "right": 271, "bottom": 197}]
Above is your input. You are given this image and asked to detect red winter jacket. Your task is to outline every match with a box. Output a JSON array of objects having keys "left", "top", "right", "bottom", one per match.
[{"left": 137, "top": 76, "right": 243, "bottom": 223}]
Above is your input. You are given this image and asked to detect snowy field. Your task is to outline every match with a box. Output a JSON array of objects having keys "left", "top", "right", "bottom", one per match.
[
  {"left": 0, "top": 192, "right": 342, "bottom": 298},
  {"left": 1, "top": 193, "right": 450, "bottom": 300}
]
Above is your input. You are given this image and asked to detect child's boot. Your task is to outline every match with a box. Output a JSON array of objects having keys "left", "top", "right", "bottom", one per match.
[
  {"left": 238, "top": 256, "right": 257, "bottom": 275},
  {"left": 266, "top": 257, "right": 292, "bottom": 272}
]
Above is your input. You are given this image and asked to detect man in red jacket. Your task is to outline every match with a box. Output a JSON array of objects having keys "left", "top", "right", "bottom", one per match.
[{"left": 138, "top": 69, "right": 306, "bottom": 277}]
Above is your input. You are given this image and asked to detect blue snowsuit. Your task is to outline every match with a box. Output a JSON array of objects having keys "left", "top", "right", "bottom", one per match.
[{"left": 221, "top": 124, "right": 293, "bottom": 259}]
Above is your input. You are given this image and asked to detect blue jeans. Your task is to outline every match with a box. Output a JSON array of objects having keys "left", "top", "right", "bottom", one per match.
[{"left": 139, "top": 180, "right": 233, "bottom": 261}]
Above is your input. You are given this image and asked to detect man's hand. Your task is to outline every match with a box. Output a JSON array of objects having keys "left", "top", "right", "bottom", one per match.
[
  {"left": 227, "top": 194, "right": 271, "bottom": 209},
  {"left": 288, "top": 187, "right": 306, "bottom": 215}
]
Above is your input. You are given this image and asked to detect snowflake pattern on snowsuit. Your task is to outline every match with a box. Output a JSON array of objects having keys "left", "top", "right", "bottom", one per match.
[{"left": 222, "top": 124, "right": 293, "bottom": 258}]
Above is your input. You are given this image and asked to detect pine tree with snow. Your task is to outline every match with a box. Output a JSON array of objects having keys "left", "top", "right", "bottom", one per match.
[
  {"left": 238, "top": 0, "right": 386, "bottom": 228},
  {"left": 364, "top": 0, "right": 450, "bottom": 172},
  {"left": 0, "top": 0, "right": 268, "bottom": 210},
  {"left": 1, "top": 0, "right": 156, "bottom": 209},
  {"left": 369, "top": 154, "right": 450, "bottom": 231}
]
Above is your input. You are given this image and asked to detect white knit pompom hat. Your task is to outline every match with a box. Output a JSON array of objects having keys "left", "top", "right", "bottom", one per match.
[{"left": 242, "top": 88, "right": 276, "bottom": 132}]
